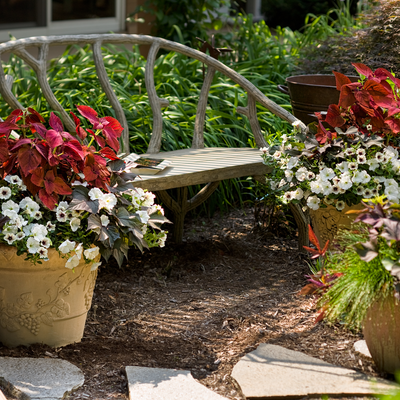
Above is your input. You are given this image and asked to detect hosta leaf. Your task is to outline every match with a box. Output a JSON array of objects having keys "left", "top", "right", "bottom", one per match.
[{"left": 381, "top": 219, "right": 400, "bottom": 243}]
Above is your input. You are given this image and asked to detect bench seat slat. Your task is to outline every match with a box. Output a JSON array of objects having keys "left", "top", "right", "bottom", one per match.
[{"left": 132, "top": 147, "right": 271, "bottom": 191}]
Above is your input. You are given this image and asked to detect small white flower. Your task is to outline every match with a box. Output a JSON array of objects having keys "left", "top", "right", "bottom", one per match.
[
  {"left": 278, "top": 179, "right": 286, "bottom": 188},
  {"left": 385, "top": 146, "right": 398, "bottom": 160},
  {"left": 355, "top": 186, "right": 365, "bottom": 195},
  {"left": 27, "top": 237, "right": 40, "bottom": 254},
  {"left": 32, "top": 211, "right": 42, "bottom": 220},
  {"left": 356, "top": 148, "right": 366, "bottom": 157},
  {"left": 260, "top": 147, "right": 269, "bottom": 154},
  {"left": 310, "top": 179, "right": 323, "bottom": 194},
  {"left": 371, "top": 187, "right": 379, "bottom": 196},
  {"left": 5, "top": 175, "right": 22, "bottom": 186},
  {"left": 345, "top": 148, "right": 356, "bottom": 156},
  {"left": 46, "top": 221, "right": 56, "bottom": 231},
  {"left": 324, "top": 196, "right": 334, "bottom": 205},
  {"left": 363, "top": 188, "right": 373, "bottom": 198},
  {"left": 385, "top": 186, "right": 399, "bottom": 202},
  {"left": 15, "top": 231, "right": 25, "bottom": 240},
  {"left": 142, "top": 192, "right": 156, "bottom": 207},
  {"left": 136, "top": 210, "right": 150, "bottom": 224},
  {"left": 88, "top": 188, "right": 105, "bottom": 201},
  {"left": 368, "top": 159, "right": 380, "bottom": 171},
  {"left": 332, "top": 185, "right": 341, "bottom": 194},
  {"left": 65, "top": 254, "right": 80, "bottom": 269},
  {"left": 59, "top": 239, "right": 76, "bottom": 254},
  {"left": 2, "top": 200, "right": 19, "bottom": 214},
  {"left": 273, "top": 151, "right": 282, "bottom": 159},
  {"left": 336, "top": 200, "right": 346, "bottom": 211},
  {"left": 306, "top": 171, "right": 315, "bottom": 180},
  {"left": 56, "top": 209, "right": 68, "bottom": 222},
  {"left": 353, "top": 170, "right": 371, "bottom": 184},
  {"left": 283, "top": 192, "right": 293, "bottom": 202},
  {"left": 84, "top": 246, "right": 100, "bottom": 260},
  {"left": 158, "top": 232, "right": 167, "bottom": 248},
  {"left": 0, "top": 187, "right": 11, "bottom": 200},
  {"left": 307, "top": 196, "right": 320, "bottom": 211},
  {"left": 40, "top": 237, "right": 52, "bottom": 248},
  {"left": 292, "top": 120, "right": 302, "bottom": 129},
  {"left": 348, "top": 162, "right": 358, "bottom": 171},
  {"left": 321, "top": 181, "right": 333, "bottom": 196},
  {"left": 375, "top": 152, "right": 384, "bottom": 162},
  {"left": 295, "top": 167, "right": 307, "bottom": 182},
  {"left": 3, "top": 233, "right": 16, "bottom": 245},
  {"left": 357, "top": 155, "right": 367, "bottom": 164},
  {"left": 70, "top": 217, "right": 81, "bottom": 232},
  {"left": 38, "top": 247, "right": 48, "bottom": 259},
  {"left": 101, "top": 215, "right": 110, "bottom": 226},
  {"left": 366, "top": 124, "right": 373, "bottom": 131}
]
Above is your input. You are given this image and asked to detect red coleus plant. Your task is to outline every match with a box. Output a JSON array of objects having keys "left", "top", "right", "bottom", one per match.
[
  {"left": 315, "top": 63, "right": 400, "bottom": 144},
  {"left": 0, "top": 106, "right": 122, "bottom": 210}
]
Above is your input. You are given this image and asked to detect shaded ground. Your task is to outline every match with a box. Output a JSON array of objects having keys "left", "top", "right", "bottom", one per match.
[{"left": 0, "top": 207, "right": 387, "bottom": 399}]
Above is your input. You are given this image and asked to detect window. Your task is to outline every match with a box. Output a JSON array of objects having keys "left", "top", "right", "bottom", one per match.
[{"left": 0, "top": 0, "right": 125, "bottom": 42}]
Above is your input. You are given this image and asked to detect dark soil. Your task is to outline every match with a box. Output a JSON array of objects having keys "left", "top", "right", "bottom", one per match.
[{"left": 0, "top": 207, "right": 389, "bottom": 399}]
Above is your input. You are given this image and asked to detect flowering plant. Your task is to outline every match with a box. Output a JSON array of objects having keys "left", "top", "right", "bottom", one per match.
[
  {"left": 262, "top": 63, "right": 400, "bottom": 212},
  {"left": 0, "top": 106, "right": 168, "bottom": 269}
]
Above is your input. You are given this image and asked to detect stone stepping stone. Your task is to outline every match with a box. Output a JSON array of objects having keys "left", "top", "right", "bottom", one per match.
[
  {"left": 126, "top": 366, "right": 228, "bottom": 400},
  {"left": 231, "top": 344, "right": 398, "bottom": 399},
  {"left": 0, "top": 357, "right": 84, "bottom": 399},
  {"left": 353, "top": 340, "right": 372, "bottom": 358}
]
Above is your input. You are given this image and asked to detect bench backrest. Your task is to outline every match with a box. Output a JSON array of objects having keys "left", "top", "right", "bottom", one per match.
[{"left": 0, "top": 34, "right": 304, "bottom": 154}]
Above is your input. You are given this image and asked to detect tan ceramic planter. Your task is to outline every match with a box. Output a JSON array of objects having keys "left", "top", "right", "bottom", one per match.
[
  {"left": 309, "top": 203, "right": 365, "bottom": 246},
  {"left": 363, "top": 295, "right": 400, "bottom": 374},
  {"left": 0, "top": 245, "right": 98, "bottom": 348}
]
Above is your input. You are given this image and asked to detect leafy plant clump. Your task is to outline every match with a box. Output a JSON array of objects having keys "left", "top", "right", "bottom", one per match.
[
  {"left": 297, "top": 0, "right": 400, "bottom": 76},
  {"left": 320, "top": 225, "right": 393, "bottom": 330}
]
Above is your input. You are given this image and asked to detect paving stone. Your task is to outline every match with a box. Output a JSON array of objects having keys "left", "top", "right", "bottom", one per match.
[
  {"left": 126, "top": 366, "right": 227, "bottom": 400},
  {"left": 231, "top": 344, "right": 397, "bottom": 399},
  {"left": 0, "top": 357, "right": 84, "bottom": 400},
  {"left": 354, "top": 340, "right": 372, "bottom": 358}
]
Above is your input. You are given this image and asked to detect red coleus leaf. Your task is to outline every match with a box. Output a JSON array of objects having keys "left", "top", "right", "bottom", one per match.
[
  {"left": 27, "top": 107, "right": 45, "bottom": 122},
  {"left": 103, "top": 116, "right": 123, "bottom": 137},
  {"left": 363, "top": 80, "right": 393, "bottom": 107},
  {"left": 94, "top": 154, "right": 107, "bottom": 166},
  {"left": 352, "top": 62, "right": 373, "bottom": 78},
  {"left": 0, "top": 138, "right": 9, "bottom": 163},
  {"left": 17, "top": 146, "right": 42, "bottom": 175},
  {"left": 31, "top": 167, "right": 45, "bottom": 187},
  {"left": 49, "top": 112, "right": 64, "bottom": 132},
  {"left": 298, "top": 283, "right": 320, "bottom": 296},
  {"left": 54, "top": 176, "right": 72, "bottom": 195},
  {"left": 38, "top": 188, "right": 58, "bottom": 210},
  {"left": 338, "top": 85, "right": 356, "bottom": 108},
  {"left": 31, "top": 123, "right": 47, "bottom": 138},
  {"left": 0, "top": 121, "right": 19, "bottom": 135},
  {"left": 77, "top": 105, "right": 99, "bottom": 125},
  {"left": 46, "top": 129, "right": 64, "bottom": 149},
  {"left": 325, "top": 104, "right": 345, "bottom": 127},
  {"left": 99, "top": 147, "right": 120, "bottom": 160},
  {"left": 83, "top": 165, "right": 99, "bottom": 181},
  {"left": 333, "top": 70, "right": 352, "bottom": 90},
  {"left": 5, "top": 109, "right": 23, "bottom": 124},
  {"left": 315, "top": 121, "right": 336, "bottom": 144},
  {"left": 10, "top": 138, "right": 32, "bottom": 151},
  {"left": 102, "top": 129, "right": 120, "bottom": 152},
  {"left": 63, "top": 140, "right": 84, "bottom": 160},
  {"left": 71, "top": 111, "right": 88, "bottom": 141},
  {"left": 386, "top": 118, "right": 400, "bottom": 134}
]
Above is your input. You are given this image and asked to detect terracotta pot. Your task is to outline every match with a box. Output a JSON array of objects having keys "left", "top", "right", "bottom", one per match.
[
  {"left": 0, "top": 245, "right": 98, "bottom": 348},
  {"left": 363, "top": 295, "right": 400, "bottom": 374},
  {"left": 309, "top": 203, "right": 365, "bottom": 247}
]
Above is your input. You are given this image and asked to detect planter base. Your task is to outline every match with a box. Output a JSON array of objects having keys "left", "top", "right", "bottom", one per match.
[{"left": 0, "top": 246, "right": 98, "bottom": 348}]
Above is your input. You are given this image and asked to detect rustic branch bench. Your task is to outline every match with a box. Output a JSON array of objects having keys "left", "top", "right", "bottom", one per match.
[{"left": 0, "top": 34, "right": 309, "bottom": 248}]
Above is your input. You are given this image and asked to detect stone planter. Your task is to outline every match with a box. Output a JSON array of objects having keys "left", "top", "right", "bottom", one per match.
[
  {"left": 0, "top": 245, "right": 99, "bottom": 348},
  {"left": 309, "top": 203, "right": 365, "bottom": 247},
  {"left": 363, "top": 295, "right": 400, "bottom": 374}
]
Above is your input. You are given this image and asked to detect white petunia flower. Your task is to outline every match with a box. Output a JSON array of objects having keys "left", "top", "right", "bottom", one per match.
[
  {"left": 310, "top": 179, "right": 323, "bottom": 194},
  {"left": 5, "top": 175, "right": 22, "bottom": 186},
  {"left": 338, "top": 173, "right": 353, "bottom": 190},
  {"left": 357, "top": 155, "right": 367, "bottom": 164},
  {"left": 292, "top": 187, "right": 304, "bottom": 200},
  {"left": 46, "top": 221, "right": 56, "bottom": 231},
  {"left": 273, "top": 151, "right": 282, "bottom": 159},
  {"left": 65, "top": 254, "right": 80, "bottom": 269},
  {"left": 70, "top": 217, "right": 81, "bottom": 232},
  {"left": 75, "top": 243, "right": 83, "bottom": 260},
  {"left": 15, "top": 231, "right": 25, "bottom": 241},
  {"left": 84, "top": 246, "right": 100, "bottom": 260},
  {"left": 40, "top": 237, "right": 51, "bottom": 248},
  {"left": 285, "top": 170, "right": 293, "bottom": 182},
  {"left": 0, "top": 187, "right": 11, "bottom": 200},
  {"left": 287, "top": 157, "right": 299, "bottom": 170},
  {"left": 100, "top": 193, "right": 117, "bottom": 211},
  {"left": 337, "top": 162, "right": 348, "bottom": 173},
  {"left": 321, "top": 181, "right": 333, "bottom": 196},
  {"left": 307, "top": 196, "right": 320, "bottom": 211},
  {"left": 2, "top": 200, "right": 19, "bottom": 214},
  {"left": 31, "top": 224, "right": 48, "bottom": 241},
  {"left": 385, "top": 186, "right": 399, "bottom": 202},
  {"left": 356, "top": 148, "right": 366, "bottom": 157},
  {"left": 348, "top": 162, "right": 358, "bottom": 171},
  {"left": 306, "top": 171, "right": 315, "bottom": 180},
  {"left": 3, "top": 233, "right": 16, "bottom": 245},
  {"left": 88, "top": 188, "right": 105, "bottom": 201},
  {"left": 345, "top": 148, "right": 356, "bottom": 156},
  {"left": 320, "top": 167, "right": 335, "bottom": 181},
  {"left": 363, "top": 188, "right": 373, "bottom": 198},
  {"left": 368, "top": 159, "right": 380, "bottom": 171},
  {"left": 375, "top": 152, "right": 385, "bottom": 163},
  {"left": 283, "top": 192, "right": 293, "bottom": 202},
  {"left": 137, "top": 210, "right": 150, "bottom": 224},
  {"left": 59, "top": 239, "right": 76, "bottom": 254},
  {"left": 100, "top": 215, "right": 110, "bottom": 226},
  {"left": 353, "top": 170, "right": 371, "bottom": 184},
  {"left": 56, "top": 209, "right": 68, "bottom": 222},
  {"left": 324, "top": 196, "right": 334, "bottom": 205},
  {"left": 90, "top": 261, "right": 102, "bottom": 271},
  {"left": 295, "top": 167, "right": 307, "bottom": 181},
  {"left": 27, "top": 237, "right": 40, "bottom": 254}
]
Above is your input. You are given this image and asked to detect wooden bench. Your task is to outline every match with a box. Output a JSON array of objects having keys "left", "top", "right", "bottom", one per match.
[{"left": 0, "top": 34, "right": 309, "bottom": 247}]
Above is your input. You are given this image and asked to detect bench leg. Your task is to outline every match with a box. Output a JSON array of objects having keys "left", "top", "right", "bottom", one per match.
[
  {"left": 289, "top": 203, "right": 310, "bottom": 251},
  {"left": 156, "top": 181, "right": 221, "bottom": 243}
]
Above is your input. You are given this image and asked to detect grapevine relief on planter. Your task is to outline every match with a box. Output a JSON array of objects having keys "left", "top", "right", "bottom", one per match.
[{"left": 0, "top": 266, "right": 96, "bottom": 335}]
